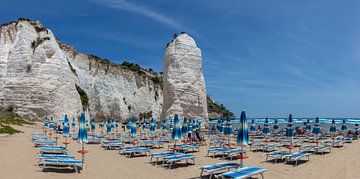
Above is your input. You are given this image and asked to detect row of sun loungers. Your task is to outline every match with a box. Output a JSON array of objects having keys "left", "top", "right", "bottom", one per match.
[{"left": 149, "top": 151, "right": 196, "bottom": 169}]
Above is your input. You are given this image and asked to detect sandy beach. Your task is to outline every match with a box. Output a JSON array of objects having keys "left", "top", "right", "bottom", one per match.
[{"left": 0, "top": 123, "right": 359, "bottom": 179}]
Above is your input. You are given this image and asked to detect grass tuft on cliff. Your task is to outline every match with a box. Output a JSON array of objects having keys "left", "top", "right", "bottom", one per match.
[{"left": 0, "top": 106, "right": 32, "bottom": 134}]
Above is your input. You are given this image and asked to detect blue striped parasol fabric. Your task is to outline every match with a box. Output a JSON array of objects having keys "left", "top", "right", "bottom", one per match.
[
  {"left": 285, "top": 114, "right": 294, "bottom": 137},
  {"left": 71, "top": 117, "right": 76, "bottom": 128},
  {"left": 273, "top": 119, "right": 279, "bottom": 130},
  {"left": 341, "top": 119, "right": 347, "bottom": 131},
  {"left": 187, "top": 119, "right": 193, "bottom": 134},
  {"left": 142, "top": 119, "right": 147, "bottom": 131},
  {"left": 329, "top": 119, "right": 336, "bottom": 133},
  {"left": 181, "top": 118, "right": 188, "bottom": 135},
  {"left": 171, "top": 114, "right": 182, "bottom": 141},
  {"left": 63, "top": 115, "right": 69, "bottom": 136},
  {"left": 131, "top": 117, "right": 137, "bottom": 137},
  {"left": 250, "top": 119, "right": 256, "bottom": 132},
  {"left": 126, "top": 119, "right": 132, "bottom": 131},
  {"left": 150, "top": 118, "right": 156, "bottom": 134},
  {"left": 44, "top": 116, "right": 48, "bottom": 128},
  {"left": 49, "top": 117, "right": 54, "bottom": 130},
  {"left": 162, "top": 119, "right": 167, "bottom": 131},
  {"left": 91, "top": 118, "right": 96, "bottom": 132},
  {"left": 305, "top": 119, "right": 311, "bottom": 131},
  {"left": 312, "top": 117, "right": 321, "bottom": 135},
  {"left": 263, "top": 118, "right": 270, "bottom": 134},
  {"left": 106, "top": 119, "right": 112, "bottom": 133},
  {"left": 77, "top": 113, "right": 88, "bottom": 144},
  {"left": 237, "top": 111, "right": 249, "bottom": 146}
]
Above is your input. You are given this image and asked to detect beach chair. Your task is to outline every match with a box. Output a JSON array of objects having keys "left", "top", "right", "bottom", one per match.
[
  {"left": 313, "top": 146, "right": 331, "bottom": 155},
  {"left": 343, "top": 137, "right": 352, "bottom": 143},
  {"left": 216, "top": 167, "right": 267, "bottom": 179},
  {"left": 298, "top": 145, "right": 315, "bottom": 152},
  {"left": 263, "top": 144, "right": 281, "bottom": 152},
  {"left": 37, "top": 154, "right": 75, "bottom": 162},
  {"left": 86, "top": 137, "right": 102, "bottom": 144},
  {"left": 39, "top": 159, "right": 82, "bottom": 173},
  {"left": 162, "top": 154, "right": 195, "bottom": 169},
  {"left": 223, "top": 149, "right": 247, "bottom": 160},
  {"left": 285, "top": 152, "right": 311, "bottom": 166},
  {"left": 32, "top": 134, "right": 48, "bottom": 141},
  {"left": 265, "top": 150, "right": 290, "bottom": 164},
  {"left": 207, "top": 147, "right": 230, "bottom": 157},
  {"left": 251, "top": 144, "right": 266, "bottom": 152},
  {"left": 199, "top": 162, "right": 241, "bottom": 178},
  {"left": 120, "top": 147, "right": 151, "bottom": 157},
  {"left": 39, "top": 146, "right": 68, "bottom": 154},
  {"left": 149, "top": 151, "right": 183, "bottom": 164},
  {"left": 34, "top": 140, "right": 56, "bottom": 147},
  {"left": 102, "top": 141, "right": 124, "bottom": 150}
]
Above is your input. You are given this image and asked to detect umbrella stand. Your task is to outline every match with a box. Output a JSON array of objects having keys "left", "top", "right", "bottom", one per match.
[
  {"left": 78, "top": 142, "right": 89, "bottom": 170},
  {"left": 63, "top": 136, "right": 70, "bottom": 149}
]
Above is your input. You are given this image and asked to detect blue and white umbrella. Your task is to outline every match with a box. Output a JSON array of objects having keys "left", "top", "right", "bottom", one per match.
[
  {"left": 142, "top": 119, "right": 147, "bottom": 131},
  {"left": 171, "top": 114, "right": 182, "bottom": 144},
  {"left": 131, "top": 117, "right": 137, "bottom": 137},
  {"left": 187, "top": 119, "right": 193, "bottom": 134},
  {"left": 150, "top": 118, "right": 156, "bottom": 134},
  {"left": 77, "top": 113, "right": 88, "bottom": 144},
  {"left": 127, "top": 119, "right": 132, "bottom": 131},
  {"left": 263, "top": 118, "right": 270, "bottom": 135},
  {"left": 182, "top": 118, "right": 188, "bottom": 136},
  {"left": 63, "top": 115, "right": 70, "bottom": 136},
  {"left": 44, "top": 116, "right": 48, "bottom": 129},
  {"left": 91, "top": 118, "right": 96, "bottom": 132},
  {"left": 115, "top": 120, "right": 119, "bottom": 130},
  {"left": 77, "top": 113, "right": 88, "bottom": 166},
  {"left": 329, "top": 119, "right": 336, "bottom": 133},
  {"left": 286, "top": 114, "right": 294, "bottom": 137},
  {"left": 169, "top": 119, "right": 174, "bottom": 129},
  {"left": 237, "top": 111, "right": 249, "bottom": 167},
  {"left": 192, "top": 120, "right": 198, "bottom": 131},
  {"left": 49, "top": 117, "right": 54, "bottom": 130},
  {"left": 273, "top": 119, "right": 279, "bottom": 131},
  {"left": 312, "top": 117, "right": 321, "bottom": 135},
  {"left": 341, "top": 119, "right": 347, "bottom": 131},
  {"left": 71, "top": 117, "right": 76, "bottom": 129},
  {"left": 106, "top": 119, "right": 112, "bottom": 134},
  {"left": 305, "top": 119, "right": 312, "bottom": 131},
  {"left": 218, "top": 119, "right": 224, "bottom": 133},
  {"left": 162, "top": 119, "right": 167, "bottom": 131},
  {"left": 250, "top": 119, "right": 256, "bottom": 133}
]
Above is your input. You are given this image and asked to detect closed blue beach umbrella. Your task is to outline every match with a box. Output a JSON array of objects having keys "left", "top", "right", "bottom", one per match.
[
  {"left": 250, "top": 119, "right": 256, "bottom": 132},
  {"left": 115, "top": 120, "right": 119, "bottom": 129},
  {"left": 77, "top": 113, "right": 88, "bottom": 144},
  {"left": 44, "top": 116, "right": 48, "bottom": 128},
  {"left": 106, "top": 119, "right": 112, "bottom": 133},
  {"left": 71, "top": 117, "right": 76, "bottom": 128},
  {"left": 329, "top": 119, "right": 336, "bottom": 133},
  {"left": 63, "top": 115, "right": 70, "bottom": 136},
  {"left": 142, "top": 119, "right": 147, "bottom": 131},
  {"left": 171, "top": 114, "right": 182, "bottom": 143},
  {"left": 150, "top": 118, "right": 156, "bottom": 134},
  {"left": 273, "top": 119, "right": 279, "bottom": 130},
  {"left": 131, "top": 117, "right": 137, "bottom": 137},
  {"left": 286, "top": 114, "right": 294, "bottom": 137},
  {"left": 126, "top": 119, "right": 132, "bottom": 131},
  {"left": 312, "top": 117, "right": 321, "bottom": 135},
  {"left": 218, "top": 120, "right": 224, "bottom": 133},
  {"left": 187, "top": 119, "right": 193, "bottom": 134},
  {"left": 263, "top": 118, "right": 270, "bottom": 134},
  {"left": 169, "top": 119, "right": 174, "bottom": 129},
  {"left": 162, "top": 119, "right": 167, "bottom": 131},
  {"left": 182, "top": 118, "right": 188, "bottom": 135},
  {"left": 49, "top": 117, "right": 54, "bottom": 130},
  {"left": 237, "top": 111, "right": 249, "bottom": 167},
  {"left": 91, "top": 118, "right": 96, "bottom": 132},
  {"left": 305, "top": 119, "right": 311, "bottom": 131},
  {"left": 341, "top": 119, "right": 347, "bottom": 131},
  {"left": 192, "top": 120, "right": 198, "bottom": 131}
]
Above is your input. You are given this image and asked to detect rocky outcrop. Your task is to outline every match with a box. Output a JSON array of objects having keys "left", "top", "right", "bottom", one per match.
[
  {"left": 0, "top": 18, "right": 163, "bottom": 120},
  {"left": 207, "top": 96, "right": 235, "bottom": 119},
  {"left": 162, "top": 33, "right": 208, "bottom": 120}
]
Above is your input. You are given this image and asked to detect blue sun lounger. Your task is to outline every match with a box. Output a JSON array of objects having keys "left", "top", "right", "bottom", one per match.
[
  {"left": 86, "top": 137, "right": 102, "bottom": 144},
  {"left": 34, "top": 140, "right": 56, "bottom": 147},
  {"left": 207, "top": 147, "right": 230, "bottom": 157},
  {"left": 149, "top": 151, "right": 183, "bottom": 164},
  {"left": 32, "top": 135, "right": 48, "bottom": 141},
  {"left": 199, "top": 162, "right": 241, "bottom": 178},
  {"left": 39, "top": 146, "right": 68, "bottom": 154},
  {"left": 285, "top": 152, "right": 311, "bottom": 166},
  {"left": 102, "top": 141, "right": 124, "bottom": 150},
  {"left": 224, "top": 149, "right": 247, "bottom": 160},
  {"left": 39, "top": 159, "right": 83, "bottom": 173},
  {"left": 265, "top": 150, "right": 290, "bottom": 164},
  {"left": 162, "top": 154, "right": 196, "bottom": 169},
  {"left": 120, "top": 147, "right": 151, "bottom": 157},
  {"left": 37, "top": 154, "right": 75, "bottom": 161},
  {"left": 217, "top": 167, "right": 267, "bottom": 179}
]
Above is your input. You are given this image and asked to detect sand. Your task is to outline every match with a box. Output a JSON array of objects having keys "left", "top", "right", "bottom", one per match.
[{"left": 0, "top": 123, "right": 359, "bottom": 179}]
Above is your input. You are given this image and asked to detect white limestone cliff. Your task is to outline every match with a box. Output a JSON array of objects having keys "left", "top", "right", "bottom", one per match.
[
  {"left": 0, "top": 19, "right": 163, "bottom": 120},
  {"left": 162, "top": 33, "right": 208, "bottom": 120}
]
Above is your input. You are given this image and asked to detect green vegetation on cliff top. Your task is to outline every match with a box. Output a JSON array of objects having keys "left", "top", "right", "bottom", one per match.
[{"left": 0, "top": 106, "right": 33, "bottom": 134}]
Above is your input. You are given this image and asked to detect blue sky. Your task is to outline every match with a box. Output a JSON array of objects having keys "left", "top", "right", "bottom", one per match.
[{"left": 2, "top": 0, "right": 360, "bottom": 118}]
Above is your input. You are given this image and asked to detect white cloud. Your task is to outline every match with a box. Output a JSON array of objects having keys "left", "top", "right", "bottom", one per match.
[{"left": 93, "top": 0, "right": 186, "bottom": 31}]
